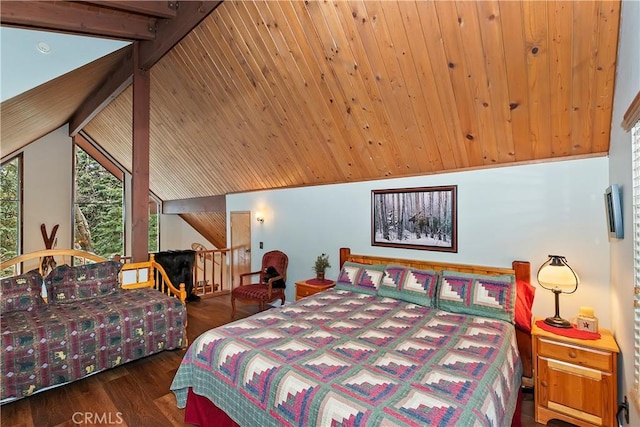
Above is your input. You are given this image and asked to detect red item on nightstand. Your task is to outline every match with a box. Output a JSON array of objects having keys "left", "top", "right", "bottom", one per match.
[
  {"left": 534, "top": 319, "right": 601, "bottom": 340},
  {"left": 306, "top": 278, "right": 334, "bottom": 286}
]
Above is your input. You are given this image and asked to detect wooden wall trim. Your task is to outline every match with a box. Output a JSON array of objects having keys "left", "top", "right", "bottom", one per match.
[
  {"left": 622, "top": 91, "right": 640, "bottom": 131},
  {"left": 163, "top": 195, "right": 226, "bottom": 214},
  {"left": 73, "top": 134, "right": 124, "bottom": 181}
]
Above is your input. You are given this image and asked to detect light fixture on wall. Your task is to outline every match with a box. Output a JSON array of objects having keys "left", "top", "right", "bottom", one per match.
[
  {"left": 256, "top": 212, "right": 264, "bottom": 223},
  {"left": 537, "top": 255, "right": 580, "bottom": 328}
]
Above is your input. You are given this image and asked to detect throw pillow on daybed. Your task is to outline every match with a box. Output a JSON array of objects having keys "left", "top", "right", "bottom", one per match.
[
  {"left": 0, "top": 270, "right": 45, "bottom": 313},
  {"left": 378, "top": 265, "right": 439, "bottom": 307},
  {"left": 335, "top": 262, "right": 385, "bottom": 295},
  {"left": 437, "top": 270, "right": 517, "bottom": 324},
  {"left": 45, "top": 260, "right": 122, "bottom": 303}
]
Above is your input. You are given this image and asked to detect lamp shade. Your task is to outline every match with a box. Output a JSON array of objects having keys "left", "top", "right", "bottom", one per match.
[
  {"left": 537, "top": 255, "right": 579, "bottom": 292},
  {"left": 537, "top": 255, "right": 579, "bottom": 328}
]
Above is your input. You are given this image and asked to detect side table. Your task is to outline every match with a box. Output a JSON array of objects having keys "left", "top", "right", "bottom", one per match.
[
  {"left": 532, "top": 318, "right": 619, "bottom": 426},
  {"left": 295, "top": 278, "right": 335, "bottom": 300}
]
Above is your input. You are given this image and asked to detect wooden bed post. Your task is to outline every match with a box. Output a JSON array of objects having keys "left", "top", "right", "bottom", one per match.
[
  {"left": 339, "top": 248, "right": 351, "bottom": 268},
  {"left": 513, "top": 260, "right": 534, "bottom": 387},
  {"left": 512, "top": 260, "right": 531, "bottom": 284}
]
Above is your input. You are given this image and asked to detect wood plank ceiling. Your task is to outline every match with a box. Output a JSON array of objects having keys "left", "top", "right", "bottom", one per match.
[{"left": 1, "top": 1, "right": 622, "bottom": 250}]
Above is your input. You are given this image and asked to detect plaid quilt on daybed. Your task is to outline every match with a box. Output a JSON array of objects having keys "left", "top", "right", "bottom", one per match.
[
  {"left": 171, "top": 289, "right": 522, "bottom": 426},
  {"left": 1, "top": 288, "right": 185, "bottom": 401}
]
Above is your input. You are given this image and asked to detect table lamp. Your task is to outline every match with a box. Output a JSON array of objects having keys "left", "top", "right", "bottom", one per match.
[{"left": 537, "top": 255, "right": 580, "bottom": 328}]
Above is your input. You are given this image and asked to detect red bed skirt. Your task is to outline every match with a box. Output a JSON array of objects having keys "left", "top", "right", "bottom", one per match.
[
  {"left": 185, "top": 387, "right": 524, "bottom": 427},
  {"left": 185, "top": 388, "right": 238, "bottom": 427}
]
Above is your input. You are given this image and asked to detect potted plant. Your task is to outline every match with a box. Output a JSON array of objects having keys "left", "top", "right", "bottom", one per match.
[{"left": 313, "top": 253, "right": 331, "bottom": 282}]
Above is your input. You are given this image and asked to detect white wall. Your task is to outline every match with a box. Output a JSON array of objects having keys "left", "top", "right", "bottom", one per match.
[
  {"left": 11, "top": 125, "right": 206, "bottom": 256},
  {"left": 228, "top": 157, "right": 611, "bottom": 327},
  {"left": 609, "top": 0, "right": 640, "bottom": 420},
  {"left": 159, "top": 213, "right": 214, "bottom": 251},
  {"left": 22, "top": 125, "right": 73, "bottom": 253}
]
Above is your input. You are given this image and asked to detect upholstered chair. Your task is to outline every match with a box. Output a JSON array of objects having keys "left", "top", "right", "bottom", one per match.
[{"left": 231, "top": 250, "right": 288, "bottom": 318}]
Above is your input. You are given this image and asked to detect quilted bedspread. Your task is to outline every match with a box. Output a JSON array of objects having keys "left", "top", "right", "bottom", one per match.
[
  {"left": 1, "top": 288, "right": 186, "bottom": 401},
  {"left": 171, "top": 290, "right": 522, "bottom": 426}
]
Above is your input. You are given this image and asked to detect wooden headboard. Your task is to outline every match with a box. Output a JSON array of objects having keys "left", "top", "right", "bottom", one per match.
[{"left": 339, "top": 247, "right": 533, "bottom": 387}]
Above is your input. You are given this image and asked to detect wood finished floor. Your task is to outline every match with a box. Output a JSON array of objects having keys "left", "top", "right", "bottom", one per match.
[{"left": 1, "top": 295, "right": 573, "bottom": 427}]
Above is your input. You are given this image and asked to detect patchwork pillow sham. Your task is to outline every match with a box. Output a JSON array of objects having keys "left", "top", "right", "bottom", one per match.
[
  {"left": 0, "top": 270, "right": 44, "bottom": 313},
  {"left": 437, "top": 270, "right": 517, "bottom": 324},
  {"left": 378, "top": 265, "right": 438, "bottom": 307},
  {"left": 45, "top": 260, "right": 122, "bottom": 303},
  {"left": 335, "top": 262, "right": 385, "bottom": 295}
]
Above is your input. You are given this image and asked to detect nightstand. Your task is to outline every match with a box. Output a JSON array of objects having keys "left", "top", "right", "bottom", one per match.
[
  {"left": 532, "top": 319, "right": 619, "bottom": 426},
  {"left": 295, "top": 279, "right": 335, "bottom": 300}
]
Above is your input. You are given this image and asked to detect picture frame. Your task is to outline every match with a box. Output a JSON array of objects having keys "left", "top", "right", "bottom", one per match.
[{"left": 371, "top": 185, "right": 457, "bottom": 252}]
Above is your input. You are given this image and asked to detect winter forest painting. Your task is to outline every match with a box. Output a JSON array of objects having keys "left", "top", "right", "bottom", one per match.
[{"left": 372, "top": 186, "right": 457, "bottom": 252}]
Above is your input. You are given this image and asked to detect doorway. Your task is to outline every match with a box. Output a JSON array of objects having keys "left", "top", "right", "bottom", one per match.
[{"left": 230, "top": 211, "right": 251, "bottom": 288}]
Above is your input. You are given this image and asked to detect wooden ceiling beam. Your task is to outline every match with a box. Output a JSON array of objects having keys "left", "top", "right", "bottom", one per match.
[
  {"left": 80, "top": 1, "right": 178, "bottom": 19},
  {"left": 69, "top": 46, "right": 133, "bottom": 136},
  {"left": 163, "top": 196, "right": 226, "bottom": 214},
  {"left": 69, "top": 1, "right": 222, "bottom": 137},
  {"left": 131, "top": 42, "right": 151, "bottom": 262},
  {"left": 0, "top": 1, "right": 156, "bottom": 40},
  {"left": 138, "top": 1, "right": 223, "bottom": 70}
]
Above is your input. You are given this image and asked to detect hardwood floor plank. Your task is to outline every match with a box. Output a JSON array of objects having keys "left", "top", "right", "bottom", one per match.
[
  {"left": 0, "top": 397, "right": 34, "bottom": 427},
  {"left": 153, "top": 393, "right": 184, "bottom": 427},
  {"left": 102, "top": 373, "right": 172, "bottom": 426}
]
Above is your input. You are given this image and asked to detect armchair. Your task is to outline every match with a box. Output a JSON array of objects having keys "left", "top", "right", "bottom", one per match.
[{"left": 231, "top": 250, "right": 288, "bottom": 318}]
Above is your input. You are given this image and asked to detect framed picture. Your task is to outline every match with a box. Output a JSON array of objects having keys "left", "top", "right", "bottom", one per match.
[{"left": 371, "top": 185, "right": 457, "bottom": 252}]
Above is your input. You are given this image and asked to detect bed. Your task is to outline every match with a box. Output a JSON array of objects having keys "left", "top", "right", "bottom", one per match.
[
  {"left": 171, "top": 248, "right": 534, "bottom": 426},
  {"left": 0, "top": 249, "right": 187, "bottom": 402}
]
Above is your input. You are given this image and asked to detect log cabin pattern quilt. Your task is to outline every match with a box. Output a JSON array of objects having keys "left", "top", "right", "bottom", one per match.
[{"left": 171, "top": 289, "right": 522, "bottom": 426}]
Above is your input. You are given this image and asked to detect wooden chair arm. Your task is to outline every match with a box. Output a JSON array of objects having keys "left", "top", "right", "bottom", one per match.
[
  {"left": 239, "top": 270, "right": 261, "bottom": 285},
  {"left": 265, "top": 275, "right": 284, "bottom": 295}
]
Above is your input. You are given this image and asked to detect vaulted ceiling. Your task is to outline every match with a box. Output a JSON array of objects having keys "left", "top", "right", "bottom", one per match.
[{"left": 0, "top": 1, "right": 622, "bottom": 249}]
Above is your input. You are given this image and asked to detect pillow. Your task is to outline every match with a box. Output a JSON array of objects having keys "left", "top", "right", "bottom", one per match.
[
  {"left": 335, "top": 262, "right": 385, "bottom": 295},
  {"left": 437, "top": 270, "right": 517, "bottom": 324},
  {"left": 515, "top": 279, "right": 536, "bottom": 332},
  {"left": 378, "top": 265, "right": 438, "bottom": 307},
  {"left": 45, "top": 260, "right": 122, "bottom": 303},
  {"left": 0, "top": 270, "right": 45, "bottom": 313}
]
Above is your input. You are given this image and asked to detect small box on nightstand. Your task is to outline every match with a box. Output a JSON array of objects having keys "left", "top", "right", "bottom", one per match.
[{"left": 576, "top": 314, "right": 598, "bottom": 332}]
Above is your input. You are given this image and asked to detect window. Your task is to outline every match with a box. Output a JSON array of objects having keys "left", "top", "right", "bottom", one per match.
[
  {"left": 74, "top": 145, "right": 124, "bottom": 258},
  {"left": 149, "top": 196, "right": 160, "bottom": 253},
  {"left": 0, "top": 155, "right": 21, "bottom": 269}
]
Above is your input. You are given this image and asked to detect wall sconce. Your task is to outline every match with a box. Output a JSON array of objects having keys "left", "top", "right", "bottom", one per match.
[
  {"left": 256, "top": 213, "right": 264, "bottom": 223},
  {"left": 537, "top": 255, "right": 580, "bottom": 328}
]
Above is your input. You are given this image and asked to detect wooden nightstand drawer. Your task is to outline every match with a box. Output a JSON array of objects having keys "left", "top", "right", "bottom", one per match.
[
  {"left": 296, "top": 283, "right": 316, "bottom": 298},
  {"left": 537, "top": 337, "right": 612, "bottom": 372},
  {"left": 295, "top": 280, "right": 335, "bottom": 301}
]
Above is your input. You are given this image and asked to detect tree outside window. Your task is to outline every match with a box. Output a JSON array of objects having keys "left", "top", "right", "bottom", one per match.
[
  {"left": 74, "top": 146, "right": 124, "bottom": 258},
  {"left": 1, "top": 155, "right": 21, "bottom": 269},
  {"left": 149, "top": 197, "right": 159, "bottom": 253}
]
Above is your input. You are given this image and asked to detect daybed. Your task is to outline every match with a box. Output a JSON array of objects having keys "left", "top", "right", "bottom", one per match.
[
  {"left": 0, "top": 249, "right": 188, "bottom": 403},
  {"left": 171, "top": 247, "right": 535, "bottom": 426}
]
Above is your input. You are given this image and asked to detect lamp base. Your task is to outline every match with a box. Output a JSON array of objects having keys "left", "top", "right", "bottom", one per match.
[{"left": 544, "top": 316, "right": 572, "bottom": 329}]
